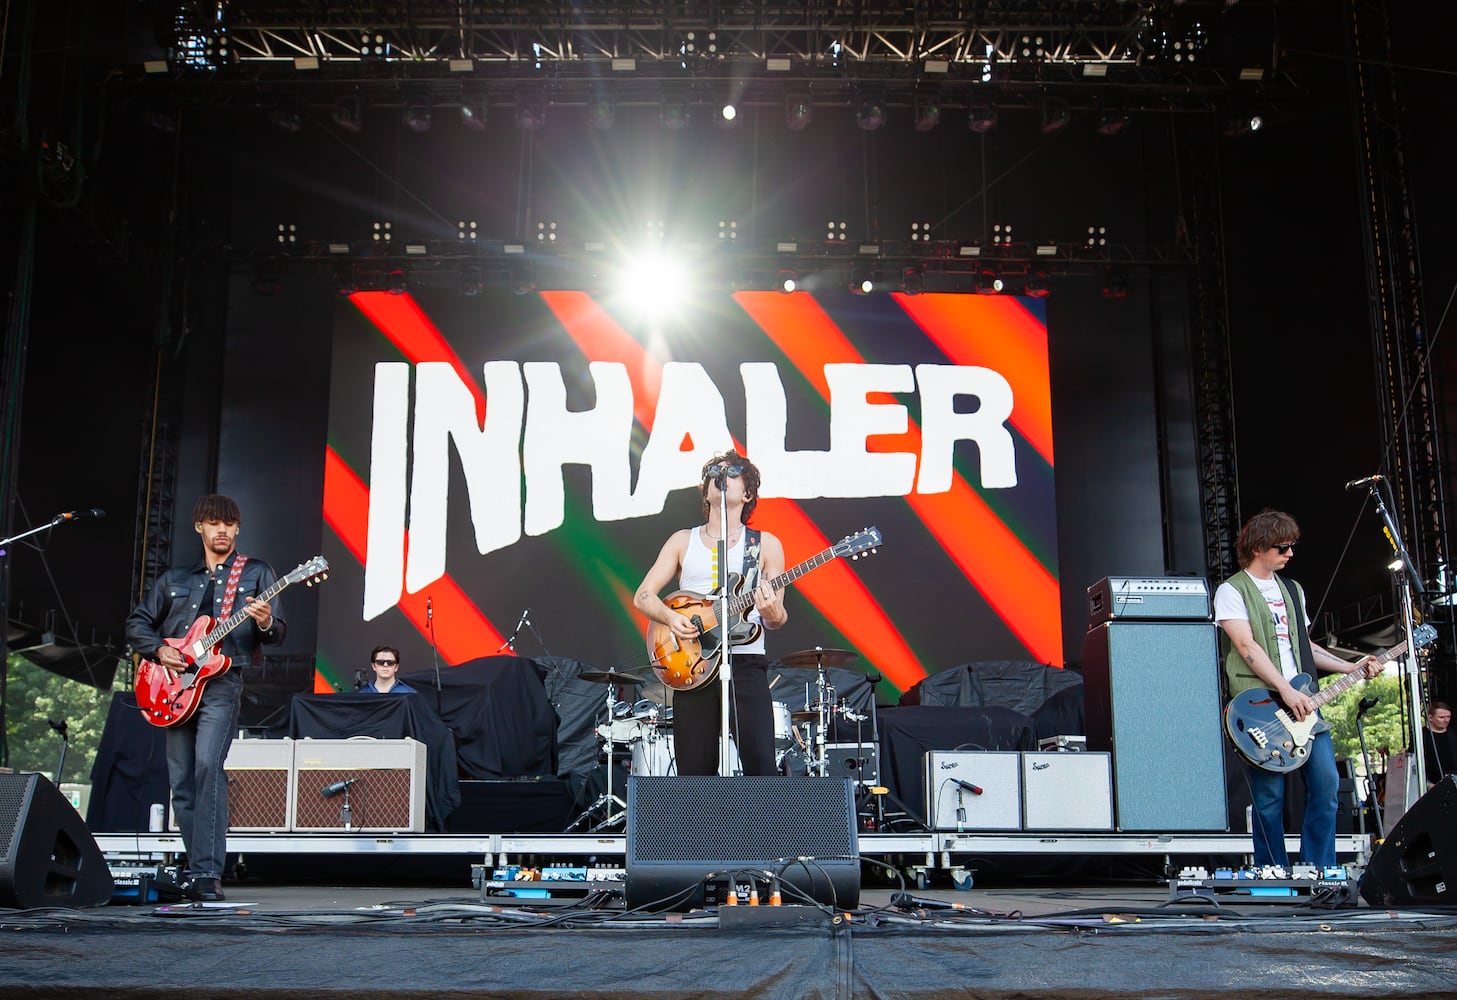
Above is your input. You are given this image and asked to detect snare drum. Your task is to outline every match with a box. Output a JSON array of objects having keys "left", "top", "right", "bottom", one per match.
[
  {"left": 630, "top": 735, "right": 742, "bottom": 776},
  {"left": 771, "top": 701, "right": 794, "bottom": 749}
]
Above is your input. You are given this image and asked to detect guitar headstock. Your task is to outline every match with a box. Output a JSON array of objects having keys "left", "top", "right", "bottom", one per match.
[
  {"left": 835, "top": 526, "right": 882, "bottom": 561},
  {"left": 285, "top": 556, "right": 331, "bottom": 588},
  {"left": 1414, "top": 623, "right": 1439, "bottom": 651}
]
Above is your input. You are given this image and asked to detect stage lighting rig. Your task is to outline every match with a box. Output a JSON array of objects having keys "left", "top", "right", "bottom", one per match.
[
  {"left": 403, "top": 96, "right": 432, "bottom": 133},
  {"left": 855, "top": 92, "right": 887, "bottom": 131},
  {"left": 976, "top": 269, "right": 1004, "bottom": 295},
  {"left": 968, "top": 99, "right": 998, "bottom": 133},
  {"left": 1040, "top": 97, "right": 1071, "bottom": 134},
  {"left": 332, "top": 95, "right": 364, "bottom": 133},
  {"left": 785, "top": 93, "right": 812, "bottom": 131}
]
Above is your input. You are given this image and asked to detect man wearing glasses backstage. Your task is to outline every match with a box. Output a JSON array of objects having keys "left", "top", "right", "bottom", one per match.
[{"left": 363, "top": 645, "right": 417, "bottom": 694}]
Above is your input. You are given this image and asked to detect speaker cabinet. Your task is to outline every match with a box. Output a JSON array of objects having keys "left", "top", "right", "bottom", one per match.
[
  {"left": 626, "top": 775, "right": 859, "bottom": 911},
  {"left": 923, "top": 752, "right": 1022, "bottom": 831},
  {"left": 169, "top": 738, "right": 295, "bottom": 832},
  {"left": 1361, "top": 775, "right": 1457, "bottom": 908},
  {"left": 1021, "top": 752, "right": 1115, "bottom": 831},
  {"left": 0, "top": 773, "right": 113, "bottom": 909},
  {"left": 823, "top": 743, "right": 880, "bottom": 785},
  {"left": 292, "top": 739, "right": 427, "bottom": 832},
  {"left": 1082, "top": 620, "right": 1227, "bottom": 831}
]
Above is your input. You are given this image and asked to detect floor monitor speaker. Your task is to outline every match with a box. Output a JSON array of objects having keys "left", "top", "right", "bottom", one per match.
[
  {"left": 1361, "top": 775, "right": 1457, "bottom": 908},
  {"left": 625, "top": 775, "right": 859, "bottom": 911},
  {"left": 0, "top": 773, "right": 113, "bottom": 909}
]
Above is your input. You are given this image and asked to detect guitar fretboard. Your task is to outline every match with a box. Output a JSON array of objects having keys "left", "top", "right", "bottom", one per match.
[
  {"left": 727, "top": 545, "right": 839, "bottom": 617},
  {"left": 1311, "top": 641, "right": 1408, "bottom": 710},
  {"left": 200, "top": 574, "right": 294, "bottom": 649}
]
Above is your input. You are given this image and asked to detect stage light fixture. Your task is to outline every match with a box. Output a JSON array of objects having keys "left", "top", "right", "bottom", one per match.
[
  {"left": 901, "top": 266, "right": 925, "bottom": 295},
  {"left": 717, "top": 102, "right": 741, "bottom": 129},
  {"left": 855, "top": 92, "right": 887, "bottom": 131},
  {"left": 660, "top": 95, "right": 688, "bottom": 130},
  {"left": 459, "top": 266, "right": 484, "bottom": 296},
  {"left": 1024, "top": 270, "right": 1050, "bottom": 298},
  {"left": 251, "top": 271, "right": 282, "bottom": 296},
  {"left": 517, "top": 93, "right": 547, "bottom": 131},
  {"left": 785, "top": 93, "right": 812, "bottom": 131},
  {"left": 267, "top": 105, "right": 303, "bottom": 133},
  {"left": 1096, "top": 107, "right": 1129, "bottom": 136},
  {"left": 967, "top": 98, "right": 998, "bottom": 133},
  {"left": 334, "top": 263, "right": 358, "bottom": 296},
  {"left": 976, "top": 269, "right": 1003, "bottom": 295},
  {"left": 403, "top": 96, "right": 432, "bottom": 133},
  {"left": 850, "top": 266, "right": 874, "bottom": 294},
  {"left": 777, "top": 270, "right": 798, "bottom": 293},
  {"left": 913, "top": 93, "right": 941, "bottom": 132},
  {"left": 1102, "top": 268, "right": 1130, "bottom": 299},
  {"left": 385, "top": 269, "right": 408, "bottom": 296},
  {"left": 459, "top": 96, "right": 487, "bottom": 131},
  {"left": 1221, "top": 112, "right": 1264, "bottom": 137},
  {"left": 332, "top": 95, "right": 364, "bottom": 133},
  {"left": 1040, "top": 98, "right": 1071, "bottom": 134}
]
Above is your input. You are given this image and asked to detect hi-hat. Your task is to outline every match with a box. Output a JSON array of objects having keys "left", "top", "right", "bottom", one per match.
[
  {"left": 579, "top": 668, "right": 650, "bottom": 686},
  {"left": 779, "top": 647, "right": 859, "bottom": 668}
]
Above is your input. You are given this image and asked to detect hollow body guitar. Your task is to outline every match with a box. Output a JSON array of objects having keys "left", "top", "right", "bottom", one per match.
[
  {"left": 134, "top": 556, "right": 330, "bottom": 727},
  {"left": 646, "top": 527, "right": 881, "bottom": 691},
  {"left": 1223, "top": 623, "right": 1436, "bottom": 772}
]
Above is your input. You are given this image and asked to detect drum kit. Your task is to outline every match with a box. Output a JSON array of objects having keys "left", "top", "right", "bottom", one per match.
[{"left": 567, "top": 647, "right": 873, "bottom": 831}]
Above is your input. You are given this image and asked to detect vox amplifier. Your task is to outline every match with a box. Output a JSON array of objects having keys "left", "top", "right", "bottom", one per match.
[
  {"left": 168, "top": 738, "right": 294, "bottom": 833},
  {"left": 292, "top": 738, "right": 427, "bottom": 832}
]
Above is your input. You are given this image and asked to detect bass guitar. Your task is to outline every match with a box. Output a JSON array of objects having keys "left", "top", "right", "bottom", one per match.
[
  {"left": 135, "top": 556, "right": 330, "bottom": 728},
  {"left": 645, "top": 527, "right": 881, "bottom": 692},
  {"left": 1224, "top": 623, "right": 1436, "bottom": 772}
]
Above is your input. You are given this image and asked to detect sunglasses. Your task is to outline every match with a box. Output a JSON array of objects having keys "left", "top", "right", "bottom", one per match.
[
  {"left": 1274, "top": 543, "right": 1296, "bottom": 555},
  {"left": 372, "top": 658, "right": 398, "bottom": 666},
  {"left": 706, "top": 463, "right": 744, "bottom": 480}
]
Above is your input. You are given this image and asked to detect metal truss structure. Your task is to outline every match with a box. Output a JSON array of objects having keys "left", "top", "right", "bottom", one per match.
[{"left": 139, "top": 1, "right": 1288, "bottom": 114}]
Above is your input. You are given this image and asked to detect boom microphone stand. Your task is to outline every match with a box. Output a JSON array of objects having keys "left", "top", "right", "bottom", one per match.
[{"left": 716, "top": 467, "right": 734, "bottom": 777}]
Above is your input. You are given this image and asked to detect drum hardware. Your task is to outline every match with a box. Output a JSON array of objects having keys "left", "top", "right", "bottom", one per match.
[{"left": 566, "top": 668, "right": 647, "bottom": 832}]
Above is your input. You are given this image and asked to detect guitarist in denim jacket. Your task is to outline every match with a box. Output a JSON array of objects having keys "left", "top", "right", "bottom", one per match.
[
  {"left": 125, "top": 494, "right": 285, "bottom": 901},
  {"left": 1214, "top": 509, "right": 1377, "bottom": 869}
]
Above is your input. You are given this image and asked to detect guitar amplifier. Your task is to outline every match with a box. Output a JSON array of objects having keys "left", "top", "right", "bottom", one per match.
[
  {"left": 1021, "top": 752, "right": 1114, "bottom": 831},
  {"left": 923, "top": 752, "right": 1021, "bottom": 831},
  {"left": 1087, "top": 576, "right": 1211, "bottom": 625},
  {"left": 168, "top": 738, "right": 294, "bottom": 833},
  {"left": 292, "top": 738, "right": 427, "bottom": 832}
]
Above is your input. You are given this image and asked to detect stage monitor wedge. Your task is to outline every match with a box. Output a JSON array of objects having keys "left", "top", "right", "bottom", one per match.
[
  {"left": 1361, "top": 775, "right": 1457, "bottom": 908},
  {"left": 0, "top": 773, "right": 114, "bottom": 909},
  {"left": 626, "top": 775, "right": 859, "bottom": 911}
]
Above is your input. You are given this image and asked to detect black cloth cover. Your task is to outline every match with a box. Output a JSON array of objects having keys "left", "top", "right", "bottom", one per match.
[
  {"left": 900, "top": 660, "right": 1083, "bottom": 718},
  {"left": 87, "top": 692, "right": 171, "bottom": 832},
  {"left": 1030, "top": 682, "right": 1086, "bottom": 739},
  {"left": 875, "top": 705, "right": 1039, "bottom": 826},
  {"left": 766, "top": 665, "right": 877, "bottom": 715},
  {"left": 287, "top": 692, "right": 461, "bottom": 830},
  {"left": 537, "top": 655, "right": 637, "bottom": 806},
  {"left": 399, "top": 655, "right": 558, "bottom": 780}
]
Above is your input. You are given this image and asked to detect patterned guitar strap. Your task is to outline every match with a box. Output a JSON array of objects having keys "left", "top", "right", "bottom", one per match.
[{"left": 218, "top": 555, "right": 250, "bottom": 619}]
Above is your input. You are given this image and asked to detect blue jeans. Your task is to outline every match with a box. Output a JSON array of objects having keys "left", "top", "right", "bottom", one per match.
[
  {"left": 1247, "top": 728, "right": 1339, "bottom": 868},
  {"left": 165, "top": 669, "right": 243, "bottom": 880}
]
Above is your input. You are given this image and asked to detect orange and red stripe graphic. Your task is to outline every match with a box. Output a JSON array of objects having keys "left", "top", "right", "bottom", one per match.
[{"left": 732, "top": 292, "right": 1062, "bottom": 665}]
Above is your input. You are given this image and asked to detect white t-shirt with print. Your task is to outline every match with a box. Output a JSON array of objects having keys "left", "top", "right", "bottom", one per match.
[{"left": 1214, "top": 574, "right": 1308, "bottom": 682}]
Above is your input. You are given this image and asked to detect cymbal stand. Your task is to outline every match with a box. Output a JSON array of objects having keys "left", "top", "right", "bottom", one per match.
[
  {"left": 566, "top": 683, "right": 629, "bottom": 832},
  {"left": 808, "top": 649, "right": 837, "bottom": 776}
]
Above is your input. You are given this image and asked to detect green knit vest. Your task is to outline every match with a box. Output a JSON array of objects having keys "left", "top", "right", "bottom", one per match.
[{"left": 1220, "top": 569, "right": 1307, "bottom": 697}]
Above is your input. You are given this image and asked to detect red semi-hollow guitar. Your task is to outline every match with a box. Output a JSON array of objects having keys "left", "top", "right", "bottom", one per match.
[{"left": 135, "top": 556, "right": 329, "bottom": 728}]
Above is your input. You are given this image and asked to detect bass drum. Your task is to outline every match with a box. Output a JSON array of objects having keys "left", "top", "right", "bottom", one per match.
[{"left": 630, "top": 734, "right": 742, "bottom": 776}]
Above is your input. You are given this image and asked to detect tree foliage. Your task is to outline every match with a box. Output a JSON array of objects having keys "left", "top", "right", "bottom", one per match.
[
  {"left": 3, "top": 656, "right": 117, "bottom": 783},
  {"left": 1319, "top": 671, "right": 1413, "bottom": 767}
]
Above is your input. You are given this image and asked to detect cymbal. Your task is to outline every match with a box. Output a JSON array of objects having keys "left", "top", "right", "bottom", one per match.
[
  {"left": 778, "top": 647, "right": 859, "bottom": 668},
  {"left": 579, "top": 668, "right": 650, "bottom": 686},
  {"left": 790, "top": 709, "right": 824, "bottom": 722}
]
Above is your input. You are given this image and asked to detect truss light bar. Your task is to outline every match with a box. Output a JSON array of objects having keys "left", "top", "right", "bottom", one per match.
[
  {"left": 143, "top": 60, "right": 169, "bottom": 74},
  {"left": 294, "top": 56, "right": 320, "bottom": 71},
  {"left": 612, "top": 58, "right": 636, "bottom": 71},
  {"left": 777, "top": 241, "right": 798, "bottom": 253},
  {"left": 449, "top": 58, "right": 474, "bottom": 72},
  {"left": 505, "top": 244, "right": 526, "bottom": 254},
  {"left": 1239, "top": 67, "right": 1265, "bottom": 82},
  {"left": 766, "top": 57, "right": 792, "bottom": 71},
  {"left": 858, "top": 244, "right": 880, "bottom": 255},
  {"left": 328, "top": 242, "right": 351, "bottom": 254},
  {"left": 405, "top": 243, "right": 428, "bottom": 255},
  {"left": 958, "top": 244, "right": 982, "bottom": 257},
  {"left": 924, "top": 59, "right": 949, "bottom": 74},
  {"left": 1082, "top": 63, "right": 1108, "bottom": 77},
  {"left": 1035, "top": 243, "right": 1058, "bottom": 256}
]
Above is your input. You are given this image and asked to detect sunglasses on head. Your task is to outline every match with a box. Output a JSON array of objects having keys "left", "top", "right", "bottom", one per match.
[
  {"left": 706, "top": 463, "right": 744, "bottom": 480},
  {"left": 1274, "top": 543, "right": 1296, "bottom": 555},
  {"left": 372, "top": 658, "right": 397, "bottom": 666}
]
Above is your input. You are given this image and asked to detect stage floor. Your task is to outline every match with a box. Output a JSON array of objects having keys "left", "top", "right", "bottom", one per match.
[{"left": 5, "top": 866, "right": 1457, "bottom": 999}]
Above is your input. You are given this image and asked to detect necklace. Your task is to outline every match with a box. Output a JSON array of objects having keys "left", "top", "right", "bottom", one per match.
[{"left": 704, "top": 524, "right": 741, "bottom": 543}]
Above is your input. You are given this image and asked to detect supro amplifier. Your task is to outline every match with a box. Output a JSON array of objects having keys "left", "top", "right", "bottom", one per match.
[{"left": 1087, "top": 576, "right": 1210, "bottom": 625}]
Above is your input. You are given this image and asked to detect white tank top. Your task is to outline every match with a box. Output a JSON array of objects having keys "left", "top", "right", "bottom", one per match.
[{"left": 679, "top": 525, "right": 765, "bottom": 655}]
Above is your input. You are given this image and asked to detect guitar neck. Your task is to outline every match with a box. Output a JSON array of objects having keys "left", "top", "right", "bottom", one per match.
[
  {"left": 202, "top": 575, "right": 292, "bottom": 648},
  {"left": 728, "top": 545, "right": 839, "bottom": 616},
  {"left": 1311, "top": 641, "right": 1407, "bottom": 709}
]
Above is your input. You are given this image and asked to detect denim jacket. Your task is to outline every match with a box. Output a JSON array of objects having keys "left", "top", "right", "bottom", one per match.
[{"left": 126, "top": 552, "right": 287, "bottom": 667}]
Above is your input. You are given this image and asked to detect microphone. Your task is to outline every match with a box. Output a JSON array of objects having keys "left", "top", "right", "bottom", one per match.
[
  {"left": 1357, "top": 695, "right": 1379, "bottom": 718},
  {"left": 891, "top": 891, "right": 967, "bottom": 911},
  {"left": 321, "top": 778, "right": 358, "bottom": 798},
  {"left": 53, "top": 508, "right": 105, "bottom": 524},
  {"left": 48, "top": 719, "right": 68, "bottom": 738},
  {"left": 427, "top": 596, "right": 433, "bottom": 623},
  {"left": 1346, "top": 475, "right": 1383, "bottom": 491},
  {"left": 497, "top": 608, "right": 530, "bottom": 652},
  {"left": 954, "top": 779, "right": 984, "bottom": 795},
  {"left": 353, "top": 669, "right": 366, "bottom": 692}
]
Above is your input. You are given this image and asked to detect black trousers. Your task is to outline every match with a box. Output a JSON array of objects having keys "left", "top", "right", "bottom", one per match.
[{"left": 672, "top": 653, "right": 777, "bottom": 776}]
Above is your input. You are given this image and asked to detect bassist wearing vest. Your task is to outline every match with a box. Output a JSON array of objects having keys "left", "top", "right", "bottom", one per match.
[
  {"left": 125, "top": 495, "right": 285, "bottom": 901},
  {"left": 634, "top": 451, "right": 787, "bottom": 775},
  {"left": 1214, "top": 509, "right": 1377, "bottom": 869}
]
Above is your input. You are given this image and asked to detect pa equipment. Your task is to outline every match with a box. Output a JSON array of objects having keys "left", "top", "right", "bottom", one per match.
[
  {"left": 0, "top": 773, "right": 113, "bottom": 909},
  {"left": 1361, "top": 775, "right": 1457, "bottom": 908},
  {"left": 625, "top": 776, "right": 859, "bottom": 911},
  {"left": 1087, "top": 576, "right": 1211, "bottom": 625}
]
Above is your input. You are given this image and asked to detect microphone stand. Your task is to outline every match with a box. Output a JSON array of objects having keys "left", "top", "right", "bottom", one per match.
[
  {"left": 1364, "top": 480, "right": 1428, "bottom": 789},
  {"left": 427, "top": 597, "right": 443, "bottom": 715},
  {"left": 716, "top": 471, "right": 734, "bottom": 777},
  {"left": 1355, "top": 697, "right": 1382, "bottom": 836},
  {"left": 49, "top": 719, "right": 69, "bottom": 786}
]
